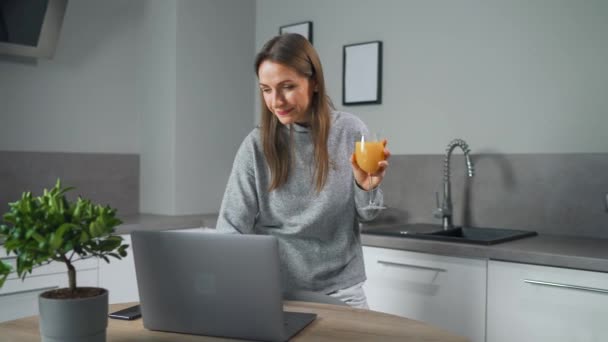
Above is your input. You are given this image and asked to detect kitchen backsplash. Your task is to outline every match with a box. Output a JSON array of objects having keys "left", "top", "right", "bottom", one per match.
[
  {"left": 378, "top": 153, "right": 608, "bottom": 239},
  {"left": 0, "top": 151, "right": 139, "bottom": 217},
  {"left": 2, "top": 150, "right": 607, "bottom": 239}
]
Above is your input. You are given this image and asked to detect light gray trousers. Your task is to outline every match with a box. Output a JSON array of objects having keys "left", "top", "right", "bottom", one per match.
[{"left": 328, "top": 281, "right": 369, "bottom": 309}]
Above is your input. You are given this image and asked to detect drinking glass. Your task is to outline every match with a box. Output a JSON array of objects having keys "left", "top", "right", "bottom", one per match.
[{"left": 355, "top": 132, "right": 386, "bottom": 210}]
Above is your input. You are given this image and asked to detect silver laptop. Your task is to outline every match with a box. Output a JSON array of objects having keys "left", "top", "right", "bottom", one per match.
[{"left": 131, "top": 230, "right": 317, "bottom": 342}]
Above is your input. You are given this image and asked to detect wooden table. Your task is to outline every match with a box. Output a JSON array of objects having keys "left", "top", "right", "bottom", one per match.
[{"left": 0, "top": 302, "right": 469, "bottom": 341}]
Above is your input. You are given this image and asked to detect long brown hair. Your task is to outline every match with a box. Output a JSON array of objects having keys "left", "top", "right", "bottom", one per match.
[{"left": 255, "top": 33, "right": 333, "bottom": 192}]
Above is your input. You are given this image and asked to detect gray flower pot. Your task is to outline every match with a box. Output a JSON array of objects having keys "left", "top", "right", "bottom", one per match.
[{"left": 38, "top": 288, "right": 109, "bottom": 342}]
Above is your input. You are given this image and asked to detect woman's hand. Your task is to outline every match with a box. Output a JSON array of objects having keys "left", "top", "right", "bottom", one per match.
[{"left": 350, "top": 139, "right": 391, "bottom": 191}]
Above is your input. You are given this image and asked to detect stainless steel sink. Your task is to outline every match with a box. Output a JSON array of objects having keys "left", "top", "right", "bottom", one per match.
[{"left": 362, "top": 223, "right": 537, "bottom": 245}]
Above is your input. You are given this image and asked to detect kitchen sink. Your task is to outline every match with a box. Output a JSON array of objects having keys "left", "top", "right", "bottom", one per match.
[{"left": 362, "top": 223, "right": 537, "bottom": 245}]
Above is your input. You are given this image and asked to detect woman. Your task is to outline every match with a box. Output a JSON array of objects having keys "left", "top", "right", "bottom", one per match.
[{"left": 216, "top": 33, "right": 390, "bottom": 308}]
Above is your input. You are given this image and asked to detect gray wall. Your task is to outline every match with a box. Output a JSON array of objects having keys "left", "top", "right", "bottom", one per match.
[
  {"left": 174, "top": 0, "right": 255, "bottom": 214},
  {"left": 137, "top": 0, "right": 178, "bottom": 215},
  {"left": 256, "top": 0, "right": 608, "bottom": 154},
  {"left": 0, "top": 0, "right": 255, "bottom": 215},
  {"left": 0, "top": 151, "right": 139, "bottom": 216},
  {"left": 2, "top": 0, "right": 607, "bottom": 231},
  {"left": 0, "top": 0, "right": 142, "bottom": 153}
]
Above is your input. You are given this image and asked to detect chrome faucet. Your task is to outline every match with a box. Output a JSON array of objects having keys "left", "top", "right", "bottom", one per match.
[{"left": 433, "top": 139, "right": 475, "bottom": 230}]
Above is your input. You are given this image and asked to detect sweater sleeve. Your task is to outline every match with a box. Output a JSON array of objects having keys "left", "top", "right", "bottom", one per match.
[{"left": 215, "top": 135, "right": 259, "bottom": 234}]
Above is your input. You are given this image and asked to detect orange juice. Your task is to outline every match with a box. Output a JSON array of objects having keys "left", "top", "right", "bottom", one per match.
[{"left": 355, "top": 141, "right": 385, "bottom": 174}]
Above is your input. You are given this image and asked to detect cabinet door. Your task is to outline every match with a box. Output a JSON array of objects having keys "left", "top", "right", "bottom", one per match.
[
  {"left": 0, "top": 268, "right": 98, "bottom": 322},
  {"left": 362, "top": 246, "right": 486, "bottom": 342},
  {"left": 0, "top": 246, "right": 99, "bottom": 322},
  {"left": 487, "top": 260, "right": 608, "bottom": 342},
  {"left": 98, "top": 234, "right": 139, "bottom": 304},
  {"left": 0, "top": 256, "right": 98, "bottom": 288}
]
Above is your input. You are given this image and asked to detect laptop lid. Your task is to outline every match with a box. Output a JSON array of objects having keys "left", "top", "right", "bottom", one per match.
[{"left": 131, "top": 230, "right": 315, "bottom": 342}]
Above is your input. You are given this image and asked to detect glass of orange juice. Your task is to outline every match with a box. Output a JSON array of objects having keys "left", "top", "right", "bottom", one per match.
[{"left": 355, "top": 132, "right": 386, "bottom": 210}]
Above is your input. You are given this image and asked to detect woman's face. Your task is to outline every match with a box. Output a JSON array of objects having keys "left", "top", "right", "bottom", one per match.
[{"left": 258, "top": 60, "right": 316, "bottom": 126}]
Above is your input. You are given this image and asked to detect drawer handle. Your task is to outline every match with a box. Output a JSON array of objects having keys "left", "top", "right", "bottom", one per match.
[
  {"left": 524, "top": 279, "right": 608, "bottom": 294},
  {"left": 377, "top": 260, "right": 446, "bottom": 272},
  {"left": 0, "top": 285, "right": 58, "bottom": 297}
]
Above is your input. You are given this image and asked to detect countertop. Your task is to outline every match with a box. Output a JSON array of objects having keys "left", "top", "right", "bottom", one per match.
[
  {"left": 3, "top": 213, "right": 608, "bottom": 274},
  {"left": 119, "top": 214, "right": 608, "bottom": 274},
  {"left": 115, "top": 213, "right": 218, "bottom": 234},
  {"left": 362, "top": 227, "right": 608, "bottom": 273}
]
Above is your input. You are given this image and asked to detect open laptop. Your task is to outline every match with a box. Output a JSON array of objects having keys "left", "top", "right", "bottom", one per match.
[{"left": 131, "top": 230, "right": 317, "bottom": 342}]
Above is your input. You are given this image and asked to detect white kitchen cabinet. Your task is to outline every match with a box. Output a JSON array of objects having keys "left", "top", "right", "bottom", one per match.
[
  {"left": 98, "top": 234, "right": 139, "bottom": 304},
  {"left": 0, "top": 247, "right": 98, "bottom": 322},
  {"left": 487, "top": 260, "right": 608, "bottom": 342},
  {"left": 362, "top": 246, "right": 487, "bottom": 342}
]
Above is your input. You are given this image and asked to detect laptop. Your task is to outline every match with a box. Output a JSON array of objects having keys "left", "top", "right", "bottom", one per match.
[{"left": 131, "top": 230, "right": 317, "bottom": 342}]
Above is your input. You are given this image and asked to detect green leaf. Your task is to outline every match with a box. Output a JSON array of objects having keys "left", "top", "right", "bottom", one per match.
[
  {"left": 108, "top": 252, "right": 121, "bottom": 260},
  {"left": 56, "top": 223, "right": 76, "bottom": 239},
  {"left": 38, "top": 241, "right": 48, "bottom": 250},
  {"left": 79, "top": 231, "right": 90, "bottom": 243},
  {"left": 73, "top": 201, "right": 82, "bottom": 221},
  {"left": 118, "top": 244, "right": 129, "bottom": 257},
  {"left": 48, "top": 223, "right": 75, "bottom": 251},
  {"left": 0, "top": 261, "right": 11, "bottom": 287},
  {"left": 89, "top": 221, "right": 102, "bottom": 238},
  {"left": 98, "top": 239, "right": 121, "bottom": 252},
  {"left": 3, "top": 213, "right": 16, "bottom": 224},
  {"left": 25, "top": 228, "right": 35, "bottom": 239},
  {"left": 31, "top": 233, "right": 45, "bottom": 244},
  {"left": 64, "top": 241, "right": 74, "bottom": 253}
]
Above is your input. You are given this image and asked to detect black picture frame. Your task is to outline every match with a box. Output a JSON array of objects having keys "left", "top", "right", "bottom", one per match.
[
  {"left": 279, "top": 21, "right": 313, "bottom": 44},
  {"left": 342, "top": 41, "right": 383, "bottom": 106}
]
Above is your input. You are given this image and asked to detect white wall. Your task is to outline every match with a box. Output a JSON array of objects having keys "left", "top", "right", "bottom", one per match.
[
  {"left": 0, "top": 0, "right": 142, "bottom": 153},
  {"left": 256, "top": 0, "right": 608, "bottom": 154},
  {"left": 174, "top": 0, "right": 255, "bottom": 214}
]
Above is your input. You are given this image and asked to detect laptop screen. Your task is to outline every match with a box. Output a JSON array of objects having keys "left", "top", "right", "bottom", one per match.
[{"left": 131, "top": 229, "right": 315, "bottom": 341}]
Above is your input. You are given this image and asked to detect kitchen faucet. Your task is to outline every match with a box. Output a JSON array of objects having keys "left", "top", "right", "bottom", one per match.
[{"left": 433, "top": 139, "right": 475, "bottom": 230}]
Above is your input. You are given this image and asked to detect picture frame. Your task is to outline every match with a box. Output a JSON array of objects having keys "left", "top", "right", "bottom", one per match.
[
  {"left": 342, "top": 41, "right": 383, "bottom": 106},
  {"left": 279, "top": 21, "right": 313, "bottom": 44}
]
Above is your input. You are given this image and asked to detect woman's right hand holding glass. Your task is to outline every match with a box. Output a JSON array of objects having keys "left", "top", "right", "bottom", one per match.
[
  {"left": 350, "top": 139, "right": 390, "bottom": 191},
  {"left": 351, "top": 133, "right": 389, "bottom": 211}
]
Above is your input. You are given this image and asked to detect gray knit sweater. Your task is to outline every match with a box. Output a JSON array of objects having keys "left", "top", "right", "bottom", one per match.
[{"left": 216, "top": 111, "right": 383, "bottom": 294}]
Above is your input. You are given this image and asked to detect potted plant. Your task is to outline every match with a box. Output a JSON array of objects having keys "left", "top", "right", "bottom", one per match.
[{"left": 0, "top": 179, "right": 129, "bottom": 342}]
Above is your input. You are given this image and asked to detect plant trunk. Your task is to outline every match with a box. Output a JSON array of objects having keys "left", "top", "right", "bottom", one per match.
[{"left": 63, "top": 256, "right": 77, "bottom": 292}]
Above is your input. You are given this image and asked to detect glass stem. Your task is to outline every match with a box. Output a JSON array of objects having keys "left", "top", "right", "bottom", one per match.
[{"left": 368, "top": 173, "right": 373, "bottom": 206}]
